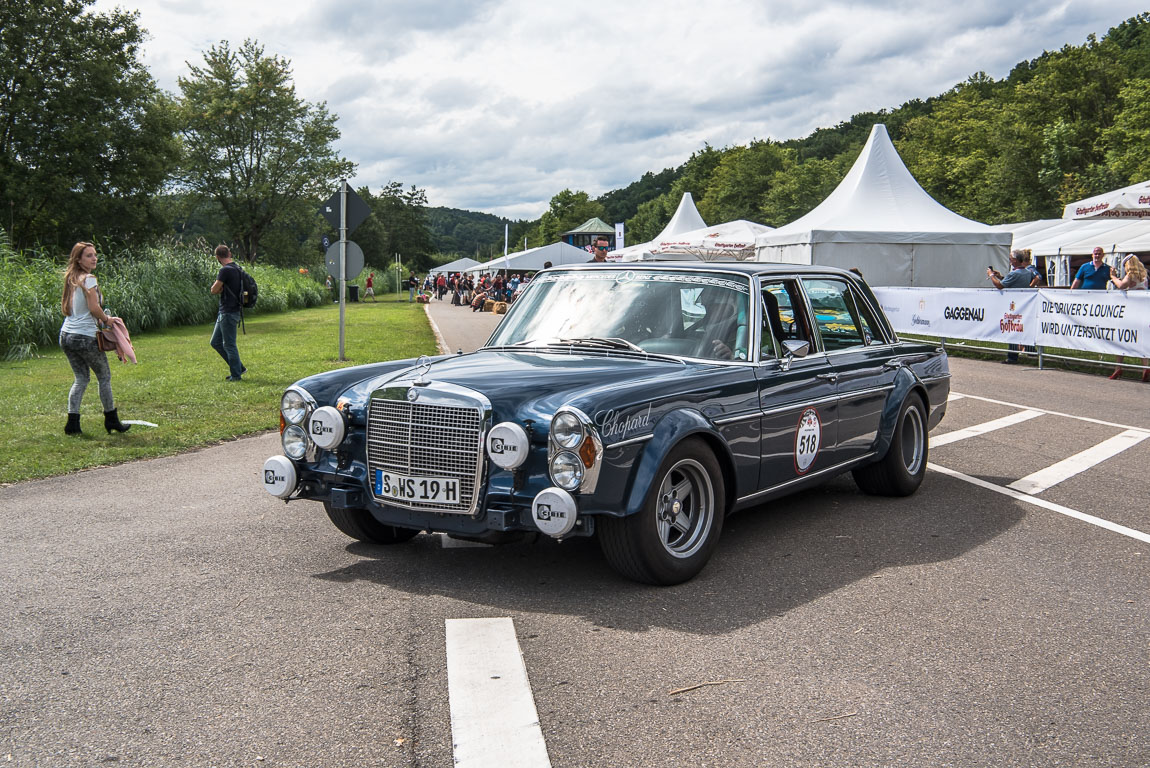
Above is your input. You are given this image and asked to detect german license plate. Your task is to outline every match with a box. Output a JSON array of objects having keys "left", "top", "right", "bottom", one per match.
[{"left": 374, "top": 470, "right": 459, "bottom": 504}]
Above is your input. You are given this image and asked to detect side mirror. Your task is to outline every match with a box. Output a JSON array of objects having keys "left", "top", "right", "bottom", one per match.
[{"left": 779, "top": 339, "right": 810, "bottom": 371}]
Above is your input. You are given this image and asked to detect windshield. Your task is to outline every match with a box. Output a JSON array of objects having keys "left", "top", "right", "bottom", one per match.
[{"left": 488, "top": 270, "right": 752, "bottom": 361}]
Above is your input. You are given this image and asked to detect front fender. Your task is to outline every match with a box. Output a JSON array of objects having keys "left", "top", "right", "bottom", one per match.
[
  {"left": 872, "top": 367, "right": 928, "bottom": 459},
  {"left": 620, "top": 408, "right": 734, "bottom": 517}
]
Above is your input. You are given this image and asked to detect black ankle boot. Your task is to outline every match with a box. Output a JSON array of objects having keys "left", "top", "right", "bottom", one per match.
[
  {"left": 104, "top": 408, "right": 130, "bottom": 434},
  {"left": 65, "top": 413, "right": 82, "bottom": 435}
]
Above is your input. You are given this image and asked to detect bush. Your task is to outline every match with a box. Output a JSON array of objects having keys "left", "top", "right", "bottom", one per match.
[{"left": 0, "top": 240, "right": 326, "bottom": 359}]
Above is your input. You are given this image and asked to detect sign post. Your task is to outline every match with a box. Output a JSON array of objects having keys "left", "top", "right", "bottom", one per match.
[
  {"left": 339, "top": 182, "right": 347, "bottom": 360},
  {"left": 319, "top": 181, "right": 371, "bottom": 361}
]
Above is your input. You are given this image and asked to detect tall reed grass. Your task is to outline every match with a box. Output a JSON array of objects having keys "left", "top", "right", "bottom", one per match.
[{"left": 0, "top": 240, "right": 326, "bottom": 360}]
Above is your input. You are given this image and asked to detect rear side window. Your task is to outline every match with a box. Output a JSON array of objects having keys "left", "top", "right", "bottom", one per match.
[{"left": 801, "top": 278, "right": 872, "bottom": 352}]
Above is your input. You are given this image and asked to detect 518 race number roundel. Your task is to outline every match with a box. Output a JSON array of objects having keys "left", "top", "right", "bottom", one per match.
[{"left": 794, "top": 407, "right": 821, "bottom": 474}]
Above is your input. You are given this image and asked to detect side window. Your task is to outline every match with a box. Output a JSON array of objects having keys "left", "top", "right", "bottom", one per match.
[
  {"left": 844, "top": 286, "right": 884, "bottom": 345},
  {"left": 801, "top": 278, "right": 867, "bottom": 352},
  {"left": 761, "top": 280, "right": 813, "bottom": 357}
]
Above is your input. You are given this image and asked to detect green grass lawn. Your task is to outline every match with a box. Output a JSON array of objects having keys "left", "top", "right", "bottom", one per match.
[{"left": 0, "top": 298, "right": 437, "bottom": 484}]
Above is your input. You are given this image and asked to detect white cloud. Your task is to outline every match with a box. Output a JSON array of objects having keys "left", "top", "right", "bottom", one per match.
[{"left": 94, "top": 0, "right": 1147, "bottom": 219}]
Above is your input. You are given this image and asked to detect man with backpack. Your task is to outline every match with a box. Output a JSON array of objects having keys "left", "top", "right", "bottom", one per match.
[{"left": 209, "top": 244, "right": 247, "bottom": 381}]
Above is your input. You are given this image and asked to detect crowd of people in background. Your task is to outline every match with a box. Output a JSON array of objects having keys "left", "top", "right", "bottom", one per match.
[{"left": 409, "top": 261, "right": 554, "bottom": 312}]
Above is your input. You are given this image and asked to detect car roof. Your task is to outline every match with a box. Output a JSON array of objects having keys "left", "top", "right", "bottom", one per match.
[{"left": 553, "top": 260, "right": 857, "bottom": 279}]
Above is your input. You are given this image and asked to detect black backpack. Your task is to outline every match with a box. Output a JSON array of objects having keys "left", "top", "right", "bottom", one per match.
[{"left": 236, "top": 266, "right": 258, "bottom": 309}]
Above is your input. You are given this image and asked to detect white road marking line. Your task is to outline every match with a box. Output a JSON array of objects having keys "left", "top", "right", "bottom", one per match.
[
  {"left": 424, "top": 303, "right": 450, "bottom": 355},
  {"left": 1006, "top": 429, "right": 1150, "bottom": 495},
  {"left": 929, "top": 462, "right": 1150, "bottom": 545},
  {"left": 950, "top": 392, "right": 1148, "bottom": 433},
  {"left": 947, "top": 392, "right": 965, "bottom": 402},
  {"left": 446, "top": 618, "right": 552, "bottom": 768},
  {"left": 930, "top": 410, "right": 1043, "bottom": 447}
]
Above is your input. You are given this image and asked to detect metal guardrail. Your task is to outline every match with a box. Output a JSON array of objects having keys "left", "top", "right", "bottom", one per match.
[{"left": 902, "top": 334, "right": 1150, "bottom": 373}]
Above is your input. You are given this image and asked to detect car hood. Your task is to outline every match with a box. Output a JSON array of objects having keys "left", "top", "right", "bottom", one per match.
[{"left": 340, "top": 349, "right": 697, "bottom": 423}]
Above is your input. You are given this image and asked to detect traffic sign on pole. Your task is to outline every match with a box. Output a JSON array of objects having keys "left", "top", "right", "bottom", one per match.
[
  {"left": 325, "top": 241, "right": 364, "bottom": 281},
  {"left": 319, "top": 187, "right": 370, "bottom": 235}
]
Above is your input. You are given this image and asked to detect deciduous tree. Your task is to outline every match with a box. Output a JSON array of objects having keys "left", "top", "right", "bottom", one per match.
[
  {"left": 0, "top": 0, "right": 179, "bottom": 250},
  {"left": 177, "top": 39, "right": 354, "bottom": 263}
]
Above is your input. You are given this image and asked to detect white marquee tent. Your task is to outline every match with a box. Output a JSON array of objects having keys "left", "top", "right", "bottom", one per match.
[
  {"left": 464, "top": 241, "right": 590, "bottom": 274},
  {"left": 621, "top": 219, "right": 774, "bottom": 261},
  {"left": 1062, "top": 179, "right": 1150, "bottom": 220},
  {"left": 429, "top": 256, "right": 480, "bottom": 274},
  {"left": 991, "top": 217, "right": 1150, "bottom": 285},
  {"left": 609, "top": 193, "right": 708, "bottom": 261},
  {"left": 753, "top": 124, "right": 1011, "bottom": 287}
]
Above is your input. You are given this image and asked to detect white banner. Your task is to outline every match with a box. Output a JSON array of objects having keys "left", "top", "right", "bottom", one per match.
[
  {"left": 873, "top": 287, "right": 1150, "bottom": 356},
  {"left": 872, "top": 287, "right": 1036, "bottom": 345},
  {"left": 1035, "top": 291, "right": 1150, "bottom": 356}
]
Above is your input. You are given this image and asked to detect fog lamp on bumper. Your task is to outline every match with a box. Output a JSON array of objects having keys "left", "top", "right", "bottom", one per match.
[
  {"left": 532, "top": 487, "right": 578, "bottom": 537},
  {"left": 262, "top": 455, "right": 298, "bottom": 498}
]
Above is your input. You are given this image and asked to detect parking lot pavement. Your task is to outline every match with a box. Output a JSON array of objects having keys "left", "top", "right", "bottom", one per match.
[{"left": 3, "top": 356, "right": 1149, "bottom": 767}]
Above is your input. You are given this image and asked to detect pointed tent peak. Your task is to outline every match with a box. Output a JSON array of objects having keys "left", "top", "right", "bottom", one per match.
[
  {"left": 768, "top": 123, "right": 995, "bottom": 235},
  {"left": 561, "top": 217, "right": 615, "bottom": 236},
  {"left": 656, "top": 193, "right": 707, "bottom": 239}
]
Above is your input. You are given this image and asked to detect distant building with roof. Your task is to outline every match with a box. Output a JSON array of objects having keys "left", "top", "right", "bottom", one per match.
[{"left": 561, "top": 217, "right": 615, "bottom": 250}]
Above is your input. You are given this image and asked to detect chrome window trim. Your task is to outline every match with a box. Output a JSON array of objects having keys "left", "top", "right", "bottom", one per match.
[
  {"left": 712, "top": 411, "right": 762, "bottom": 426},
  {"left": 605, "top": 433, "right": 653, "bottom": 449},
  {"left": 835, "top": 384, "right": 896, "bottom": 402},
  {"left": 759, "top": 393, "right": 840, "bottom": 418}
]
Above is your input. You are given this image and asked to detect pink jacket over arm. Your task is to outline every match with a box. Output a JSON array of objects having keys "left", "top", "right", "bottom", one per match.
[{"left": 102, "top": 317, "right": 137, "bottom": 364}]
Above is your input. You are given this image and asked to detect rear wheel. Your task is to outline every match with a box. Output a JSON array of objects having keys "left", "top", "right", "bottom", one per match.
[
  {"left": 852, "top": 393, "right": 927, "bottom": 496},
  {"left": 324, "top": 502, "right": 420, "bottom": 544},
  {"left": 598, "top": 438, "right": 725, "bottom": 585}
]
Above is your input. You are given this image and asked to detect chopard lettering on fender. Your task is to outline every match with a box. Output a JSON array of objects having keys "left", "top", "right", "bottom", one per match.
[{"left": 596, "top": 403, "right": 653, "bottom": 440}]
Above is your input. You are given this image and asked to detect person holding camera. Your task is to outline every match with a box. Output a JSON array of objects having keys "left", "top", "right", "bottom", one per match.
[{"left": 988, "top": 251, "right": 1031, "bottom": 364}]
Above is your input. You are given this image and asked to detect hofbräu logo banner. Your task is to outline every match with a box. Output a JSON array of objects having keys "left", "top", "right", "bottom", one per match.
[{"left": 873, "top": 287, "right": 1036, "bottom": 344}]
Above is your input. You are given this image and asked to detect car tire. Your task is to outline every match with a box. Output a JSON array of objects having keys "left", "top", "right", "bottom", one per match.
[
  {"left": 598, "top": 438, "right": 725, "bottom": 585},
  {"left": 851, "top": 393, "right": 928, "bottom": 497},
  {"left": 323, "top": 502, "right": 420, "bottom": 544}
]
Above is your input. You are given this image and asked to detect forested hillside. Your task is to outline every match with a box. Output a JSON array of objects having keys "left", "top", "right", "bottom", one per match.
[
  {"left": 425, "top": 207, "right": 513, "bottom": 261},
  {"left": 489, "top": 13, "right": 1150, "bottom": 254}
]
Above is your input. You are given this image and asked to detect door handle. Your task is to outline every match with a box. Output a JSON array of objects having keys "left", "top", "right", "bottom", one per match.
[
  {"left": 815, "top": 372, "right": 838, "bottom": 382},
  {"left": 883, "top": 360, "right": 905, "bottom": 370}
]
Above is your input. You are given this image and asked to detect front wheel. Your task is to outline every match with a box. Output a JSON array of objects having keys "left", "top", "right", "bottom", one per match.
[
  {"left": 851, "top": 393, "right": 928, "bottom": 496},
  {"left": 323, "top": 502, "right": 420, "bottom": 544},
  {"left": 598, "top": 438, "right": 725, "bottom": 585}
]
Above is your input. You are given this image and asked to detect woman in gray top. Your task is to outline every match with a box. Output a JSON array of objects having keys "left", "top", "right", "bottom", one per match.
[{"left": 59, "top": 242, "right": 130, "bottom": 435}]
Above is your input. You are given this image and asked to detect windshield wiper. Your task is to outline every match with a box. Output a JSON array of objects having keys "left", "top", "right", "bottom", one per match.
[{"left": 558, "top": 336, "right": 646, "bottom": 353}]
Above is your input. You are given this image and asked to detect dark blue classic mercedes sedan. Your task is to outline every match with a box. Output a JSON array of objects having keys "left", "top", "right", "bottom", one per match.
[{"left": 263, "top": 263, "right": 949, "bottom": 584}]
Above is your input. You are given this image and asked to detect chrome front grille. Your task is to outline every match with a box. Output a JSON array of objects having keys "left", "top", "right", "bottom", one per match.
[{"left": 367, "top": 391, "right": 485, "bottom": 513}]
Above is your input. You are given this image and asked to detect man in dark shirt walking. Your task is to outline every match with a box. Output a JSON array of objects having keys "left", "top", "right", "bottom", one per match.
[{"left": 209, "top": 244, "right": 246, "bottom": 381}]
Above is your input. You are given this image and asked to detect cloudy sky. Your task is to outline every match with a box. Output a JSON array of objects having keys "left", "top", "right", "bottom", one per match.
[{"left": 93, "top": 0, "right": 1148, "bottom": 220}]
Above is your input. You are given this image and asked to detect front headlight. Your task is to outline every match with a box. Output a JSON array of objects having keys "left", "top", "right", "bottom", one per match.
[
  {"left": 282, "top": 425, "right": 308, "bottom": 460},
  {"left": 549, "top": 451, "right": 584, "bottom": 491},
  {"left": 281, "top": 389, "right": 308, "bottom": 425},
  {"left": 551, "top": 411, "right": 585, "bottom": 449}
]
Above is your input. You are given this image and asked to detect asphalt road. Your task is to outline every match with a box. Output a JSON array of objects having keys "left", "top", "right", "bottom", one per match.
[{"left": 3, "top": 317, "right": 1149, "bottom": 766}]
